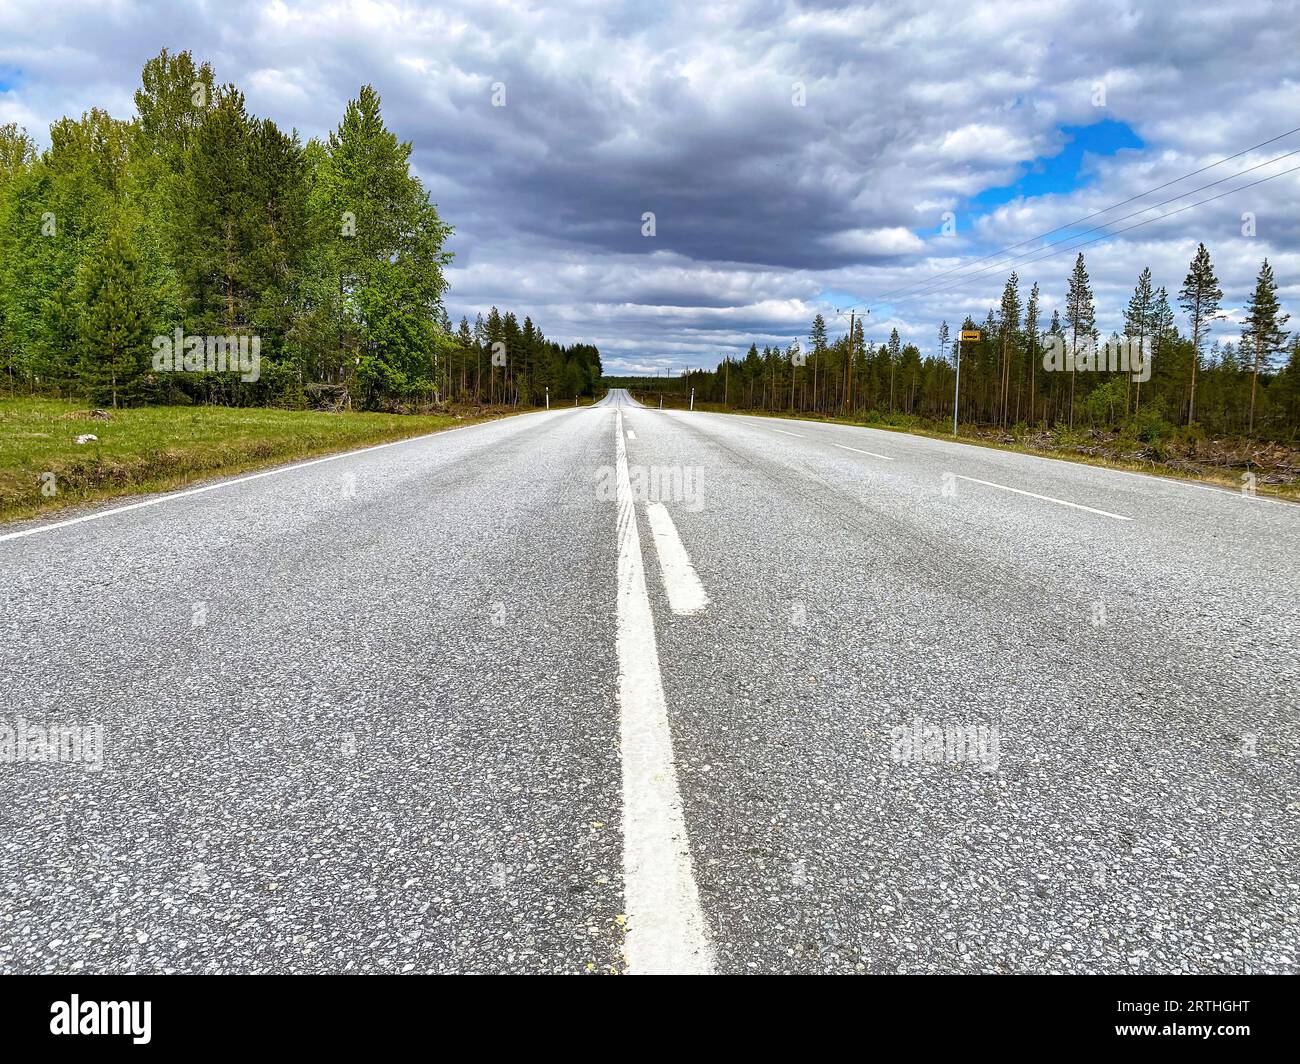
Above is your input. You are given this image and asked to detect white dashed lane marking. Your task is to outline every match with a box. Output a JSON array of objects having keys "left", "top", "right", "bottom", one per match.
[{"left": 644, "top": 502, "right": 709, "bottom": 616}]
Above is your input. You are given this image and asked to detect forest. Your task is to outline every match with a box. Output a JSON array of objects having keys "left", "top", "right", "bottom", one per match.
[
  {"left": 0, "top": 49, "right": 602, "bottom": 412},
  {"left": 676, "top": 250, "right": 1298, "bottom": 443}
]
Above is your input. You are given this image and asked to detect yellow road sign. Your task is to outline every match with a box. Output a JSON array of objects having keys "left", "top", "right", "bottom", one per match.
[{"left": 960, "top": 329, "right": 981, "bottom": 341}]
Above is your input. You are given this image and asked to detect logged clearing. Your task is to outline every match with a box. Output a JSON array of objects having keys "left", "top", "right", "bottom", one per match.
[{"left": 629, "top": 391, "right": 1300, "bottom": 500}]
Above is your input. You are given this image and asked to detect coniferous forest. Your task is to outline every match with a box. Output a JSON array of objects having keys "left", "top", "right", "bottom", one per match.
[
  {"left": 0, "top": 49, "right": 602, "bottom": 411},
  {"left": 673, "top": 250, "right": 1298, "bottom": 445}
]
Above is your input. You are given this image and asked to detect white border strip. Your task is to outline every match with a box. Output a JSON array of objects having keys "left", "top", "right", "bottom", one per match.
[
  {"left": 954, "top": 474, "right": 1132, "bottom": 521},
  {"left": 832, "top": 442, "right": 895, "bottom": 461}
]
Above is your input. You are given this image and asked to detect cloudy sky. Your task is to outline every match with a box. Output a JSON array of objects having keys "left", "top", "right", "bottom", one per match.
[{"left": 3, "top": 0, "right": 1299, "bottom": 373}]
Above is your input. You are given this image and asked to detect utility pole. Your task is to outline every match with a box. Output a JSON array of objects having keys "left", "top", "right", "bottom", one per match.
[
  {"left": 723, "top": 356, "right": 729, "bottom": 406},
  {"left": 836, "top": 307, "right": 867, "bottom": 415}
]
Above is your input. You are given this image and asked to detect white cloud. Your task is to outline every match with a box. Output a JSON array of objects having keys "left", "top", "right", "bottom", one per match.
[{"left": 1, "top": 0, "right": 1297, "bottom": 366}]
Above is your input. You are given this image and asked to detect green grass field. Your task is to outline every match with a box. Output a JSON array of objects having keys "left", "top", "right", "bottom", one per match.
[{"left": 0, "top": 399, "right": 502, "bottom": 522}]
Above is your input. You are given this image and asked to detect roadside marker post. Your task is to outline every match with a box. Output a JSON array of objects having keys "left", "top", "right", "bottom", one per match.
[{"left": 955, "top": 329, "right": 980, "bottom": 435}]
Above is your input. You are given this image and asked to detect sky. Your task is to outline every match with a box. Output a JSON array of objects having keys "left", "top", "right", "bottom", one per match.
[{"left": 2, "top": 0, "right": 1299, "bottom": 375}]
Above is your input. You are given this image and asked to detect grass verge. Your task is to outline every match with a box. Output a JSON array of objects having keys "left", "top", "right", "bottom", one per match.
[{"left": 0, "top": 399, "right": 521, "bottom": 523}]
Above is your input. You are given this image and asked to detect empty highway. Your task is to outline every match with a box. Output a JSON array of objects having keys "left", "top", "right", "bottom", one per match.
[{"left": 1, "top": 389, "right": 1296, "bottom": 974}]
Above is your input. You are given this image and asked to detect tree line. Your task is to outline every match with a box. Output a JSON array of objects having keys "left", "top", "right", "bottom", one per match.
[
  {"left": 680, "top": 247, "right": 1298, "bottom": 440},
  {"left": 0, "top": 49, "right": 601, "bottom": 410}
]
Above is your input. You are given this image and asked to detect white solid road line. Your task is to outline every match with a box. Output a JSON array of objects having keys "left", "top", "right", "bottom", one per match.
[
  {"left": 954, "top": 474, "right": 1133, "bottom": 521},
  {"left": 771, "top": 428, "right": 805, "bottom": 438},
  {"left": 613, "top": 408, "right": 715, "bottom": 975},
  {"left": 644, "top": 502, "right": 710, "bottom": 616},
  {"left": 832, "top": 442, "right": 895, "bottom": 461}
]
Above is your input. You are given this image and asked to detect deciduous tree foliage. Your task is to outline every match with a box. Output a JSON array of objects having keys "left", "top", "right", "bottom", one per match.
[{"left": 0, "top": 50, "right": 601, "bottom": 410}]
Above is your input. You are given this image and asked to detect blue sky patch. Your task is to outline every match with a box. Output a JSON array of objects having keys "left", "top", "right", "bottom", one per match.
[{"left": 970, "top": 119, "right": 1145, "bottom": 212}]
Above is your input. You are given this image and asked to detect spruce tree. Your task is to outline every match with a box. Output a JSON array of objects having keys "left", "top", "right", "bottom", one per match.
[
  {"left": 174, "top": 86, "right": 257, "bottom": 334},
  {"left": 78, "top": 226, "right": 152, "bottom": 408},
  {"left": 888, "top": 327, "right": 901, "bottom": 412},
  {"left": 1241, "top": 259, "right": 1290, "bottom": 434}
]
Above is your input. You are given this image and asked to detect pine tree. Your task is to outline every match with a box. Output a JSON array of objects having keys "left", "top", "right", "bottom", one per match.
[
  {"left": 1178, "top": 242, "right": 1222, "bottom": 426},
  {"left": 1241, "top": 259, "right": 1290, "bottom": 434},
  {"left": 78, "top": 226, "right": 152, "bottom": 407},
  {"left": 1064, "top": 254, "right": 1094, "bottom": 429}
]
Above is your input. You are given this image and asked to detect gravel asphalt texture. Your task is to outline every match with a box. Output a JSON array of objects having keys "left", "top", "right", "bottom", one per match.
[{"left": 2, "top": 389, "right": 1296, "bottom": 973}]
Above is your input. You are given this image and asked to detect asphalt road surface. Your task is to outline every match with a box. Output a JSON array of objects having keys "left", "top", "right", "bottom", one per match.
[{"left": 2, "top": 388, "right": 1296, "bottom": 973}]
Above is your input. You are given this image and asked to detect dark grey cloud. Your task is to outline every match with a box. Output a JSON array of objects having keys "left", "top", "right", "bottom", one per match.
[{"left": 2, "top": 0, "right": 1298, "bottom": 371}]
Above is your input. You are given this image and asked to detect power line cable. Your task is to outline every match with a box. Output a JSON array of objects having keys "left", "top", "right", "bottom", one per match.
[
  {"left": 851, "top": 123, "right": 1300, "bottom": 309},
  {"left": 873, "top": 146, "right": 1300, "bottom": 308},
  {"left": 881, "top": 161, "right": 1300, "bottom": 313}
]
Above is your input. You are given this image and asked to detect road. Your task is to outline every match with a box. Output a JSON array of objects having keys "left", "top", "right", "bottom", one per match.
[{"left": 1, "top": 388, "right": 1296, "bottom": 974}]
